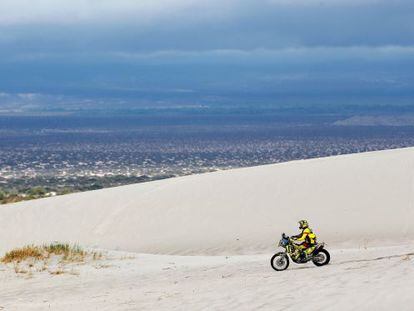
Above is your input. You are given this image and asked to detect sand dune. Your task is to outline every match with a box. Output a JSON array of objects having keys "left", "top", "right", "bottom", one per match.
[
  {"left": 1, "top": 147, "right": 414, "bottom": 255},
  {"left": 1, "top": 244, "right": 414, "bottom": 310},
  {"left": 1, "top": 148, "right": 414, "bottom": 310}
]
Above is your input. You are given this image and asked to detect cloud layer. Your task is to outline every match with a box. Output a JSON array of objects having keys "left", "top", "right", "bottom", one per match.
[{"left": 0, "top": 0, "right": 413, "bottom": 113}]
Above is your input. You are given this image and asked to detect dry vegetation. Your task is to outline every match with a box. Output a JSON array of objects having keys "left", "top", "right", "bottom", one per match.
[
  {"left": 2, "top": 245, "right": 44, "bottom": 263},
  {"left": 0, "top": 187, "right": 53, "bottom": 205},
  {"left": 1, "top": 243, "right": 102, "bottom": 275}
]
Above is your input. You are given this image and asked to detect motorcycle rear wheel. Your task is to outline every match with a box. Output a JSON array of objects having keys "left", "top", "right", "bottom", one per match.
[
  {"left": 270, "top": 252, "right": 290, "bottom": 271},
  {"left": 312, "top": 249, "right": 330, "bottom": 266}
]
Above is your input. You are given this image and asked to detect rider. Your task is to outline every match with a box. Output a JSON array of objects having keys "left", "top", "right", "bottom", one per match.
[{"left": 291, "top": 220, "right": 317, "bottom": 260}]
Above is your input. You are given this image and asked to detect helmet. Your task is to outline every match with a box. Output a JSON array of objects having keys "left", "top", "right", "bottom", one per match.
[{"left": 298, "top": 220, "right": 308, "bottom": 229}]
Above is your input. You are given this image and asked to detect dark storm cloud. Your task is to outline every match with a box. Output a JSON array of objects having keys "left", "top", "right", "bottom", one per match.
[
  {"left": 1, "top": 0, "right": 414, "bottom": 53},
  {"left": 0, "top": 0, "right": 413, "bottom": 112}
]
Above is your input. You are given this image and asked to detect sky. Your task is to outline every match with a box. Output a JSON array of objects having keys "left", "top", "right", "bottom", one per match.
[{"left": 0, "top": 0, "right": 413, "bottom": 114}]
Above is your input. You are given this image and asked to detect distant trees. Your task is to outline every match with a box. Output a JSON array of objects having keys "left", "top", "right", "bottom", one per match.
[
  {"left": 0, "top": 189, "right": 21, "bottom": 204},
  {"left": 0, "top": 174, "right": 168, "bottom": 205},
  {"left": 27, "top": 186, "right": 47, "bottom": 198},
  {"left": 88, "top": 183, "right": 103, "bottom": 190},
  {"left": 0, "top": 187, "right": 48, "bottom": 204}
]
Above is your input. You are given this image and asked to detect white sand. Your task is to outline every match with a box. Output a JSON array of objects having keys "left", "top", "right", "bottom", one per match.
[
  {"left": 1, "top": 147, "right": 414, "bottom": 255},
  {"left": 1, "top": 147, "right": 414, "bottom": 310},
  {"left": 1, "top": 245, "right": 414, "bottom": 310}
]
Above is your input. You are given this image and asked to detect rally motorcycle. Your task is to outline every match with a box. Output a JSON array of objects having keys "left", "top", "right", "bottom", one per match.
[{"left": 270, "top": 233, "right": 330, "bottom": 271}]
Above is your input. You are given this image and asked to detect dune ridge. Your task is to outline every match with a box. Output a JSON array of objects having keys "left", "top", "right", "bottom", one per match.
[{"left": 1, "top": 147, "right": 414, "bottom": 255}]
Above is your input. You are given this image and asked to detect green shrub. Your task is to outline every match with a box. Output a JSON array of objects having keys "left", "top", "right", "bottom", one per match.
[{"left": 27, "top": 186, "right": 47, "bottom": 198}]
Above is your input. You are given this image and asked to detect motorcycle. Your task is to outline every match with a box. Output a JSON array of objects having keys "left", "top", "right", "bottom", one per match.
[{"left": 270, "top": 233, "right": 330, "bottom": 271}]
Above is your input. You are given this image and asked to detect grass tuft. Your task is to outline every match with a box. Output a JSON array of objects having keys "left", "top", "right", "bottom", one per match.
[
  {"left": 2, "top": 245, "right": 43, "bottom": 263},
  {"left": 1, "top": 243, "right": 93, "bottom": 264},
  {"left": 44, "top": 242, "right": 85, "bottom": 261},
  {"left": 1, "top": 243, "right": 103, "bottom": 275}
]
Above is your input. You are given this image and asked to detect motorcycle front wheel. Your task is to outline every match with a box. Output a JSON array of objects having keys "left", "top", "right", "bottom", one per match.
[
  {"left": 312, "top": 249, "right": 330, "bottom": 266},
  {"left": 270, "top": 252, "right": 290, "bottom": 271}
]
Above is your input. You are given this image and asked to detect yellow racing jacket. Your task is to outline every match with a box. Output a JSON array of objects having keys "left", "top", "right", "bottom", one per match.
[{"left": 293, "top": 227, "right": 317, "bottom": 245}]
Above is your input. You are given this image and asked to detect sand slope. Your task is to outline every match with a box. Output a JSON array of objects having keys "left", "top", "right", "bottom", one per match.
[
  {"left": 1, "top": 148, "right": 414, "bottom": 310},
  {"left": 1, "top": 245, "right": 414, "bottom": 311},
  {"left": 1, "top": 147, "right": 414, "bottom": 255}
]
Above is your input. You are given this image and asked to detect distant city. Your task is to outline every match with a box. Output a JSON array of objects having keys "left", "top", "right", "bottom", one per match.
[{"left": 1, "top": 112, "right": 414, "bottom": 203}]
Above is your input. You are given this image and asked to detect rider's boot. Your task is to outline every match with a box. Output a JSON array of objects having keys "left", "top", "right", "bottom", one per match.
[{"left": 299, "top": 251, "right": 307, "bottom": 262}]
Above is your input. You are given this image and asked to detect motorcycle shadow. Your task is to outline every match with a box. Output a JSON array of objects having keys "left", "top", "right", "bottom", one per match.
[{"left": 286, "top": 251, "right": 414, "bottom": 271}]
